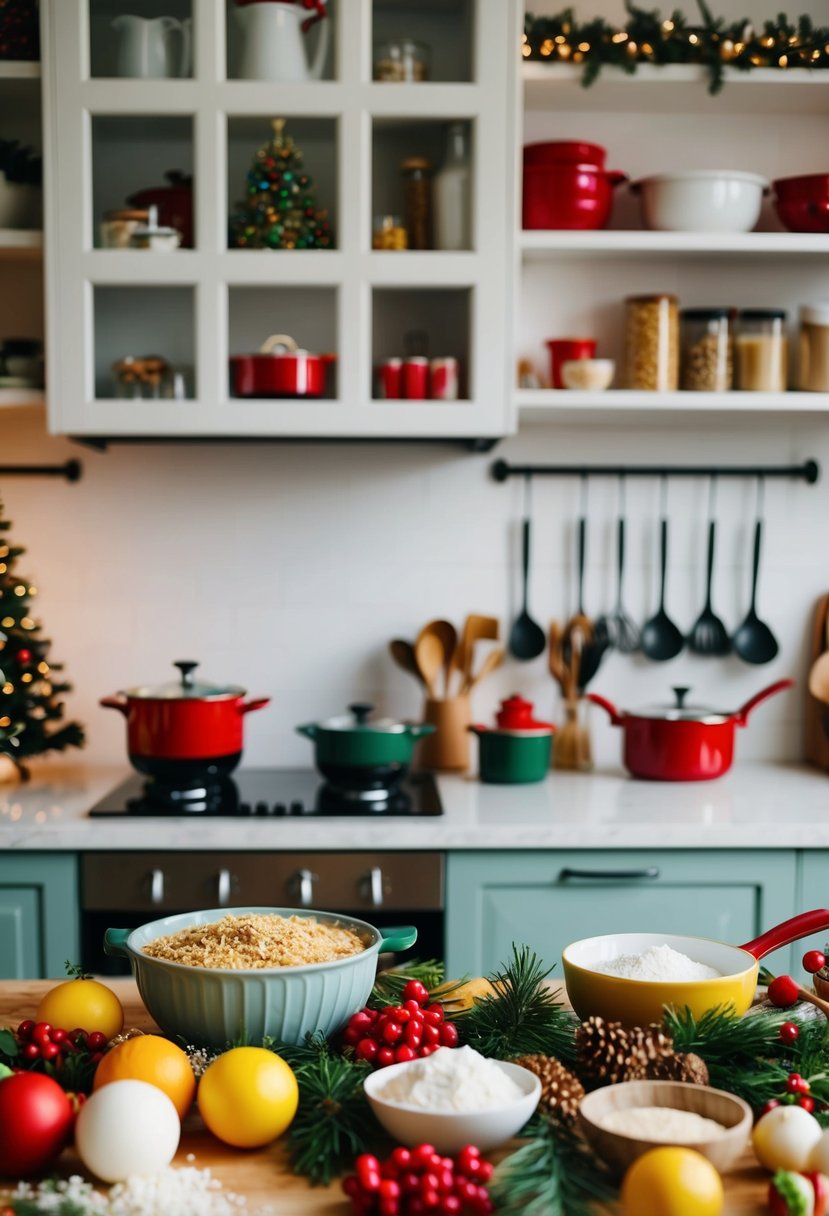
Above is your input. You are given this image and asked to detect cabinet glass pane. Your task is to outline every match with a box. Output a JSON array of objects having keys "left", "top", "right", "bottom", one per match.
[
  {"left": 90, "top": 1, "right": 193, "bottom": 80},
  {"left": 372, "top": 0, "right": 474, "bottom": 83},
  {"left": 0, "top": 77, "right": 41, "bottom": 232},
  {"left": 372, "top": 119, "right": 473, "bottom": 252},
  {"left": 372, "top": 288, "right": 471, "bottom": 400},
  {"left": 93, "top": 286, "right": 195, "bottom": 400},
  {"left": 228, "top": 287, "right": 338, "bottom": 401},
  {"left": 92, "top": 116, "right": 194, "bottom": 249},
  {"left": 226, "top": 0, "right": 337, "bottom": 82},
  {"left": 227, "top": 118, "right": 337, "bottom": 251}
]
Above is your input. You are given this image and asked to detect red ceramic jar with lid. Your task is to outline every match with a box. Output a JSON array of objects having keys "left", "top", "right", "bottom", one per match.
[{"left": 495, "top": 695, "right": 554, "bottom": 731}]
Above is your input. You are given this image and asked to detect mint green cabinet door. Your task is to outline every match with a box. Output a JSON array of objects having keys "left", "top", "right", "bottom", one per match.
[
  {"left": 446, "top": 850, "right": 797, "bottom": 980},
  {"left": 0, "top": 854, "right": 79, "bottom": 979},
  {"left": 795, "top": 853, "right": 829, "bottom": 973}
]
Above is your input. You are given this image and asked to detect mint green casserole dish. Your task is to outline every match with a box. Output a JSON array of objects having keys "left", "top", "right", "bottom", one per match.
[{"left": 104, "top": 906, "right": 417, "bottom": 1049}]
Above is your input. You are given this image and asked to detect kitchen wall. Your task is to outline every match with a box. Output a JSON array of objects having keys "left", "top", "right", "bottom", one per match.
[{"left": 1, "top": 405, "right": 824, "bottom": 769}]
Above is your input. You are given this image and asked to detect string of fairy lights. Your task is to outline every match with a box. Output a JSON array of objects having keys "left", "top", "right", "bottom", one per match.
[
  {"left": 523, "top": 5, "right": 829, "bottom": 92},
  {"left": 0, "top": 554, "right": 53, "bottom": 729}
]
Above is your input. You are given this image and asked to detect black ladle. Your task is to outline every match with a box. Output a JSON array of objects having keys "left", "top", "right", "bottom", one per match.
[
  {"left": 733, "top": 484, "right": 778, "bottom": 665},
  {"left": 641, "top": 515, "right": 684, "bottom": 662},
  {"left": 688, "top": 478, "right": 731, "bottom": 657},
  {"left": 508, "top": 486, "right": 545, "bottom": 661}
]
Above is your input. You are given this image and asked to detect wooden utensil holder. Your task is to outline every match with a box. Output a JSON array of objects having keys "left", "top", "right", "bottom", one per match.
[{"left": 417, "top": 695, "right": 472, "bottom": 772}]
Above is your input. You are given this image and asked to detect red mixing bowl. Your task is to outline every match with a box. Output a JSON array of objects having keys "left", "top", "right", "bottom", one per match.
[
  {"left": 773, "top": 173, "right": 829, "bottom": 233},
  {"left": 523, "top": 141, "right": 607, "bottom": 168},
  {"left": 523, "top": 163, "right": 627, "bottom": 231}
]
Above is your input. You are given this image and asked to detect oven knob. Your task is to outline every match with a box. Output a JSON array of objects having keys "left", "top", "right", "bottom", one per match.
[
  {"left": 255, "top": 801, "right": 269, "bottom": 815},
  {"left": 274, "top": 803, "right": 287, "bottom": 816},
  {"left": 290, "top": 800, "right": 304, "bottom": 815}
]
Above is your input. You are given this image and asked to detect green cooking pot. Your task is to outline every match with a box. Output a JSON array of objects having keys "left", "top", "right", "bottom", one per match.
[
  {"left": 469, "top": 726, "right": 553, "bottom": 784},
  {"left": 296, "top": 702, "right": 434, "bottom": 789}
]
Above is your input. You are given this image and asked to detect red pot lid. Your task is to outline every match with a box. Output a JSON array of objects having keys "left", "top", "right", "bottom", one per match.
[
  {"left": 625, "top": 687, "right": 731, "bottom": 724},
  {"left": 495, "top": 695, "right": 554, "bottom": 731},
  {"left": 122, "top": 661, "right": 246, "bottom": 701}
]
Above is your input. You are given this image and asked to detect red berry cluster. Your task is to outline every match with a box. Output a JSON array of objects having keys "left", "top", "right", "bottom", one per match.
[
  {"left": 760, "top": 1072, "right": 822, "bottom": 1118},
  {"left": 343, "top": 981, "right": 459, "bottom": 1069},
  {"left": 16, "top": 1021, "right": 107, "bottom": 1070},
  {"left": 343, "top": 1143, "right": 493, "bottom": 1216}
]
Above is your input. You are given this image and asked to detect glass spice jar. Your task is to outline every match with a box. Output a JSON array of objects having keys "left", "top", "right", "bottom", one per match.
[
  {"left": 372, "top": 214, "right": 408, "bottom": 250},
  {"left": 401, "top": 157, "right": 433, "bottom": 251},
  {"left": 373, "top": 39, "right": 430, "bottom": 82},
  {"left": 624, "top": 294, "right": 679, "bottom": 391},
  {"left": 735, "top": 309, "right": 788, "bottom": 392},
  {"left": 798, "top": 304, "right": 829, "bottom": 392},
  {"left": 680, "top": 308, "right": 733, "bottom": 392}
]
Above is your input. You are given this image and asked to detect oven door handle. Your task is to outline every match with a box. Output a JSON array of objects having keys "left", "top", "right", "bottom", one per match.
[{"left": 103, "top": 928, "right": 131, "bottom": 958}]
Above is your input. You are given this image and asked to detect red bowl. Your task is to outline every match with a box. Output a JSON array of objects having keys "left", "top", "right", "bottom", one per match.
[
  {"left": 773, "top": 173, "right": 829, "bottom": 233},
  {"left": 523, "top": 140, "right": 607, "bottom": 168},
  {"left": 523, "top": 163, "right": 627, "bottom": 231}
]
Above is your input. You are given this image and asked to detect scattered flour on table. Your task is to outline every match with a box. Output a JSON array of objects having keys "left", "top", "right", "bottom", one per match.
[
  {"left": 600, "top": 1106, "right": 726, "bottom": 1142},
  {"left": 7, "top": 1168, "right": 274, "bottom": 1216},
  {"left": 596, "top": 944, "right": 721, "bottom": 982},
  {"left": 379, "top": 1045, "right": 525, "bottom": 1111}
]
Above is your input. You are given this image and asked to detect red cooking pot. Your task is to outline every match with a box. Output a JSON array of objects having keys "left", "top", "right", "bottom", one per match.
[
  {"left": 773, "top": 173, "right": 829, "bottom": 234},
  {"left": 523, "top": 163, "right": 627, "bottom": 230},
  {"left": 128, "top": 171, "right": 193, "bottom": 248},
  {"left": 230, "top": 333, "right": 336, "bottom": 398},
  {"left": 100, "top": 660, "right": 270, "bottom": 785},
  {"left": 523, "top": 141, "right": 608, "bottom": 168},
  {"left": 586, "top": 680, "right": 794, "bottom": 782}
]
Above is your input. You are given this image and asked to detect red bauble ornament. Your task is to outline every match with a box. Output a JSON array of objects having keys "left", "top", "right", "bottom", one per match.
[
  {"left": 803, "top": 950, "right": 827, "bottom": 974},
  {"left": 17, "top": 648, "right": 31, "bottom": 663},
  {"left": 768, "top": 975, "right": 801, "bottom": 1008},
  {"left": 0, "top": 1072, "right": 73, "bottom": 1176}
]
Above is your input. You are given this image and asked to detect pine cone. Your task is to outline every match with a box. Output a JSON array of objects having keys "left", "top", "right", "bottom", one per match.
[
  {"left": 636, "top": 1052, "right": 710, "bottom": 1086},
  {"left": 514, "top": 1054, "right": 585, "bottom": 1124},
  {"left": 575, "top": 1016, "right": 674, "bottom": 1087}
]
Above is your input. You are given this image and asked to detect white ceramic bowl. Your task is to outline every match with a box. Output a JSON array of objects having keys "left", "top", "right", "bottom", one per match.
[
  {"left": 363, "top": 1058, "right": 541, "bottom": 1154},
  {"left": 561, "top": 358, "right": 615, "bottom": 391},
  {"left": 630, "top": 171, "right": 769, "bottom": 233}
]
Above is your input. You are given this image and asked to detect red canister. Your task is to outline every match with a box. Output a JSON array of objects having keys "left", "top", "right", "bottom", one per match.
[
  {"left": 379, "top": 358, "right": 403, "bottom": 399},
  {"left": 402, "top": 356, "right": 429, "bottom": 400},
  {"left": 546, "top": 339, "right": 597, "bottom": 389},
  {"left": 429, "top": 357, "right": 459, "bottom": 400}
]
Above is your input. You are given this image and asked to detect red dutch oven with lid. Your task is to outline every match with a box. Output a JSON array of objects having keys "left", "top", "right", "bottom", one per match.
[
  {"left": 230, "top": 333, "right": 336, "bottom": 398},
  {"left": 101, "top": 660, "right": 270, "bottom": 785},
  {"left": 587, "top": 680, "right": 793, "bottom": 781}
]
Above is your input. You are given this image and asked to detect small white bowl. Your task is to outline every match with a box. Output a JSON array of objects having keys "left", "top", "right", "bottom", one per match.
[
  {"left": 364, "top": 1058, "right": 541, "bottom": 1154},
  {"left": 561, "top": 358, "right": 615, "bottom": 391},
  {"left": 629, "top": 170, "right": 769, "bottom": 233}
]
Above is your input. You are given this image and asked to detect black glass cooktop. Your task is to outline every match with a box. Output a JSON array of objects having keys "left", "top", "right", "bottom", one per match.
[{"left": 88, "top": 769, "right": 442, "bottom": 818}]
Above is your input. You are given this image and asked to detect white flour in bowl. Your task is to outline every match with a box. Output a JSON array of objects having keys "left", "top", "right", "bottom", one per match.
[
  {"left": 595, "top": 944, "right": 721, "bottom": 982},
  {"left": 378, "top": 1046, "right": 525, "bottom": 1111}
]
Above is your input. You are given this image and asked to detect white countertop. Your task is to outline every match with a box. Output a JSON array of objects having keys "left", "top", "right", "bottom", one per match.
[{"left": 1, "top": 761, "right": 829, "bottom": 850}]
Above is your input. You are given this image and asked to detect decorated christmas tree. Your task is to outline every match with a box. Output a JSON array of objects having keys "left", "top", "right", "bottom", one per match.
[
  {"left": 229, "top": 118, "right": 334, "bottom": 250},
  {"left": 0, "top": 500, "right": 84, "bottom": 775}
]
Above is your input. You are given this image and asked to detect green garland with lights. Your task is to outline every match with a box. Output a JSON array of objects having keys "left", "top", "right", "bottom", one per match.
[{"left": 524, "top": 2, "right": 829, "bottom": 93}]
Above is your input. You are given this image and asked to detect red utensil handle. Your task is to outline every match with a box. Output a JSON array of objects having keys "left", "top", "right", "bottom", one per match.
[
  {"left": 585, "top": 692, "right": 624, "bottom": 726},
  {"left": 741, "top": 909, "right": 829, "bottom": 959},
  {"left": 240, "top": 697, "right": 270, "bottom": 715},
  {"left": 99, "top": 695, "right": 129, "bottom": 717},
  {"left": 734, "top": 678, "right": 794, "bottom": 726}
]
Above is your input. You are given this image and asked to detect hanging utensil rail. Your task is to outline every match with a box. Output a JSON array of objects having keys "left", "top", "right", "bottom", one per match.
[
  {"left": 491, "top": 459, "right": 819, "bottom": 483},
  {"left": 0, "top": 460, "right": 82, "bottom": 482}
]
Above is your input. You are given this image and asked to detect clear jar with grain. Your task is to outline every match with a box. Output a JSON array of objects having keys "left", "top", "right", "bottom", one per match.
[
  {"left": 680, "top": 308, "right": 733, "bottom": 392},
  {"left": 735, "top": 309, "right": 788, "bottom": 392},
  {"left": 798, "top": 304, "right": 829, "bottom": 392},
  {"left": 401, "top": 157, "right": 433, "bottom": 251},
  {"left": 624, "top": 294, "right": 679, "bottom": 391}
]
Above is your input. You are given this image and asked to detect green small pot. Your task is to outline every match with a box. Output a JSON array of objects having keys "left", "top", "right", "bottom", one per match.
[
  {"left": 469, "top": 726, "right": 553, "bottom": 784},
  {"left": 297, "top": 702, "right": 434, "bottom": 788}
]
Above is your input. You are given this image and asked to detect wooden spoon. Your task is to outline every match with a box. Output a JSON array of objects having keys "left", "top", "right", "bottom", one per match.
[
  {"left": 548, "top": 621, "right": 568, "bottom": 695},
  {"left": 463, "top": 646, "right": 505, "bottom": 694},
  {"left": 427, "top": 620, "right": 458, "bottom": 696},
  {"left": 809, "top": 650, "right": 829, "bottom": 704},
  {"left": 389, "top": 639, "right": 423, "bottom": 686},
  {"left": 415, "top": 631, "right": 444, "bottom": 699},
  {"left": 453, "top": 614, "right": 499, "bottom": 692}
]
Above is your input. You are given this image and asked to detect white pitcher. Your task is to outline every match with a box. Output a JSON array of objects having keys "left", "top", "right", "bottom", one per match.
[
  {"left": 233, "top": 1, "right": 329, "bottom": 82},
  {"left": 111, "top": 15, "right": 190, "bottom": 79}
]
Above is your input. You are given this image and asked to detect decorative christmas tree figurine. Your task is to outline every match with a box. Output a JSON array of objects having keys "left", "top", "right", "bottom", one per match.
[
  {"left": 0, "top": 500, "right": 84, "bottom": 776},
  {"left": 229, "top": 118, "right": 334, "bottom": 251}
]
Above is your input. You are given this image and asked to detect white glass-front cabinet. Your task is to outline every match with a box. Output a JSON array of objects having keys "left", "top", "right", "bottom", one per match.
[{"left": 41, "top": 0, "right": 520, "bottom": 440}]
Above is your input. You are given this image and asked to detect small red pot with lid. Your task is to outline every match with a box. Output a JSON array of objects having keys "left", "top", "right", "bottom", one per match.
[
  {"left": 101, "top": 660, "right": 270, "bottom": 785},
  {"left": 587, "top": 680, "right": 793, "bottom": 782},
  {"left": 230, "top": 333, "right": 336, "bottom": 398}
]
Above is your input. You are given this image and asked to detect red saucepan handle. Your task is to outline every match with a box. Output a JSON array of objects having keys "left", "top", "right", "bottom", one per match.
[
  {"left": 585, "top": 693, "right": 624, "bottom": 726},
  {"left": 740, "top": 909, "right": 829, "bottom": 959},
  {"left": 733, "top": 678, "right": 795, "bottom": 727},
  {"left": 99, "top": 695, "right": 129, "bottom": 717},
  {"left": 240, "top": 697, "right": 270, "bottom": 715}
]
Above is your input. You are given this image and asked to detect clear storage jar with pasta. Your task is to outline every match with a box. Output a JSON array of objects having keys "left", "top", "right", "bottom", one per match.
[
  {"left": 798, "top": 304, "right": 829, "bottom": 392},
  {"left": 735, "top": 309, "right": 787, "bottom": 392},
  {"left": 624, "top": 294, "right": 679, "bottom": 391},
  {"left": 680, "top": 308, "right": 733, "bottom": 391}
]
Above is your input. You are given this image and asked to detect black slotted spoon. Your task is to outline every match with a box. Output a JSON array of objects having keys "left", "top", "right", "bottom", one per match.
[
  {"left": 595, "top": 476, "right": 640, "bottom": 654},
  {"left": 688, "top": 476, "right": 731, "bottom": 657}
]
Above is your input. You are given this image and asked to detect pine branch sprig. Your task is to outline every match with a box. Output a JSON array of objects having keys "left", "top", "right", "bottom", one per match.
[
  {"left": 287, "top": 1054, "right": 377, "bottom": 1186},
  {"left": 369, "top": 959, "right": 459, "bottom": 1009},
  {"left": 490, "top": 1115, "right": 617, "bottom": 1216}
]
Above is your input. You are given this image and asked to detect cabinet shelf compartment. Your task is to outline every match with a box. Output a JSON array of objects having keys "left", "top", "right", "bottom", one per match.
[
  {"left": 227, "top": 116, "right": 338, "bottom": 252},
  {"left": 372, "top": 118, "right": 473, "bottom": 252},
  {"left": 372, "top": 286, "right": 471, "bottom": 401},
  {"left": 93, "top": 285, "right": 195, "bottom": 400},
  {"left": 228, "top": 286, "right": 338, "bottom": 401},
  {"left": 372, "top": 0, "right": 475, "bottom": 84},
  {"left": 89, "top": 0, "right": 192, "bottom": 80},
  {"left": 91, "top": 115, "right": 193, "bottom": 249},
  {"left": 226, "top": 0, "right": 337, "bottom": 83}
]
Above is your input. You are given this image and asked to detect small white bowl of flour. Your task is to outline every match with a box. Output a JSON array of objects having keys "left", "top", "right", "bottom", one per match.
[{"left": 363, "top": 1046, "right": 541, "bottom": 1153}]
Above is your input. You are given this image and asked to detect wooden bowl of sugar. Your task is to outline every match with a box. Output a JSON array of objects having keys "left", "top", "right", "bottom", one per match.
[{"left": 578, "top": 1080, "right": 752, "bottom": 1177}]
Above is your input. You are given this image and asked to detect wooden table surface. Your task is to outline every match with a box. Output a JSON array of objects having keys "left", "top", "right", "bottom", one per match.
[{"left": 0, "top": 980, "right": 772, "bottom": 1214}]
